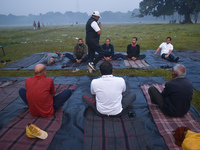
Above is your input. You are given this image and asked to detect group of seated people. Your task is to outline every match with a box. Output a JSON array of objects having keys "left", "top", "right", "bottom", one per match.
[
  {"left": 42, "top": 36, "right": 179, "bottom": 66},
  {"left": 19, "top": 62, "right": 192, "bottom": 118}
]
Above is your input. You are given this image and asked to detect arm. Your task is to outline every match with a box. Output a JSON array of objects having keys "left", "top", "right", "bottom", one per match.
[
  {"left": 90, "top": 81, "right": 96, "bottom": 97},
  {"left": 136, "top": 44, "right": 140, "bottom": 57},
  {"left": 50, "top": 79, "right": 55, "bottom": 97},
  {"left": 91, "top": 21, "right": 101, "bottom": 35},
  {"left": 97, "top": 22, "right": 101, "bottom": 35},
  {"left": 73, "top": 46, "right": 77, "bottom": 59},
  {"left": 81, "top": 45, "right": 87, "bottom": 59},
  {"left": 165, "top": 50, "right": 173, "bottom": 58},
  {"left": 111, "top": 44, "right": 114, "bottom": 57},
  {"left": 127, "top": 45, "right": 131, "bottom": 58},
  {"left": 154, "top": 47, "right": 161, "bottom": 55}
]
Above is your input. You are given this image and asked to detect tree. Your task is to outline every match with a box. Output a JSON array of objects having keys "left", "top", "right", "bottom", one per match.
[{"left": 139, "top": 0, "right": 200, "bottom": 23}]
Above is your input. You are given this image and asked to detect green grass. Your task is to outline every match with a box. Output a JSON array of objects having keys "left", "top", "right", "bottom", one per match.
[{"left": 0, "top": 23, "right": 200, "bottom": 111}]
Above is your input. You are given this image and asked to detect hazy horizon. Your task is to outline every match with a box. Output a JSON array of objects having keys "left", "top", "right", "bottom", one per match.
[{"left": 1, "top": 0, "right": 142, "bottom": 16}]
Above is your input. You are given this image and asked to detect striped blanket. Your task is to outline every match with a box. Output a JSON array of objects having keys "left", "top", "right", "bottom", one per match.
[
  {"left": 0, "top": 84, "right": 71, "bottom": 150},
  {"left": 96, "top": 60, "right": 120, "bottom": 67},
  {"left": 83, "top": 108, "right": 154, "bottom": 150},
  {"left": 0, "top": 80, "right": 25, "bottom": 111},
  {"left": 124, "top": 60, "right": 150, "bottom": 68},
  {"left": 140, "top": 84, "right": 200, "bottom": 150}
]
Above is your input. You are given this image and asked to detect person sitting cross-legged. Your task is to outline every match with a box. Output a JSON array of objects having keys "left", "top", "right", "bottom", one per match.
[
  {"left": 127, "top": 37, "right": 146, "bottom": 61},
  {"left": 101, "top": 38, "right": 124, "bottom": 61},
  {"left": 148, "top": 64, "right": 193, "bottom": 117},
  {"left": 19, "top": 64, "right": 77, "bottom": 117},
  {"left": 65, "top": 38, "right": 88, "bottom": 63},
  {"left": 82, "top": 61, "right": 136, "bottom": 117}
]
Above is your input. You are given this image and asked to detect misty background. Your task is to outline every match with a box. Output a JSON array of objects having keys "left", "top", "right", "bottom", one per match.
[{"left": 0, "top": 0, "right": 199, "bottom": 26}]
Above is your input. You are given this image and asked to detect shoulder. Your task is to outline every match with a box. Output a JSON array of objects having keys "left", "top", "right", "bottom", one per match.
[
  {"left": 102, "top": 43, "right": 106, "bottom": 47},
  {"left": 127, "top": 44, "right": 131, "bottom": 48},
  {"left": 136, "top": 44, "right": 140, "bottom": 47},
  {"left": 113, "top": 76, "right": 125, "bottom": 82}
]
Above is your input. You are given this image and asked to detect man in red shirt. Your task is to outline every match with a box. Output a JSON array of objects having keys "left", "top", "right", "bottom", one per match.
[{"left": 19, "top": 64, "right": 76, "bottom": 117}]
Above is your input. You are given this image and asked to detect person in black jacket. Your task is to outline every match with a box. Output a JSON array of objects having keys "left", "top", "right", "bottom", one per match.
[
  {"left": 127, "top": 37, "right": 146, "bottom": 60},
  {"left": 86, "top": 11, "right": 105, "bottom": 72},
  {"left": 148, "top": 64, "right": 193, "bottom": 117}
]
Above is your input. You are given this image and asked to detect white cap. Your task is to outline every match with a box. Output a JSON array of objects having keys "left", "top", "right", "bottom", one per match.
[{"left": 92, "top": 11, "right": 101, "bottom": 18}]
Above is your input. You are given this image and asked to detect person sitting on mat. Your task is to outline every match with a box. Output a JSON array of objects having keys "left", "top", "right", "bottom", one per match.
[
  {"left": 148, "top": 64, "right": 193, "bottom": 117},
  {"left": 82, "top": 61, "right": 136, "bottom": 117},
  {"left": 101, "top": 38, "right": 124, "bottom": 61},
  {"left": 19, "top": 64, "right": 77, "bottom": 117},
  {"left": 65, "top": 38, "right": 88, "bottom": 63},
  {"left": 154, "top": 37, "right": 179, "bottom": 62},
  {"left": 127, "top": 37, "right": 146, "bottom": 61},
  {"left": 42, "top": 51, "right": 64, "bottom": 65}
]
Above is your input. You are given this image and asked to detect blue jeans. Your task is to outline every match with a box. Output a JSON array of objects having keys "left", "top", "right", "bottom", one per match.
[
  {"left": 161, "top": 53, "right": 175, "bottom": 62},
  {"left": 19, "top": 88, "right": 72, "bottom": 111}
]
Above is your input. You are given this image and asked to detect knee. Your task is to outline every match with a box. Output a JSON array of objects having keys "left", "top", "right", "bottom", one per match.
[
  {"left": 148, "top": 86, "right": 155, "bottom": 93},
  {"left": 19, "top": 88, "right": 26, "bottom": 95}
]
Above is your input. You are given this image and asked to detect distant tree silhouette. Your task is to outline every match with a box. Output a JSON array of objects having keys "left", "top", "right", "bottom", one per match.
[{"left": 139, "top": 0, "right": 200, "bottom": 23}]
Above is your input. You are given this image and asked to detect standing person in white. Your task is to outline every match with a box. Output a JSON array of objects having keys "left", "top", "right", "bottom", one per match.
[
  {"left": 82, "top": 61, "right": 136, "bottom": 117},
  {"left": 154, "top": 37, "right": 179, "bottom": 62}
]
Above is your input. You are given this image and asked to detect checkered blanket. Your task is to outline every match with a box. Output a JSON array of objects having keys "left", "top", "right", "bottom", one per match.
[
  {"left": 96, "top": 60, "right": 120, "bottom": 67},
  {"left": 0, "top": 84, "right": 71, "bottom": 150},
  {"left": 0, "top": 80, "right": 25, "bottom": 111},
  {"left": 140, "top": 84, "right": 200, "bottom": 150},
  {"left": 124, "top": 60, "right": 150, "bottom": 68},
  {"left": 83, "top": 107, "right": 154, "bottom": 150}
]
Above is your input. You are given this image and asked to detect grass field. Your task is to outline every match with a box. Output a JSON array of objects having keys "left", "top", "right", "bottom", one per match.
[{"left": 0, "top": 23, "right": 200, "bottom": 111}]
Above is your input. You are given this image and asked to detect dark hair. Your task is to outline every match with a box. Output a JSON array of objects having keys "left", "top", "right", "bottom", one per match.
[
  {"left": 78, "top": 38, "right": 83, "bottom": 41},
  {"left": 133, "top": 37, "right": 138, "bottom": 41},
  {"left": 100, "top": 61, "right": 113, "bottom": 75},
  {"left": 166, "top": 37, "right": 172, "bottom": 41},
  {"left": 105, "top": 38, "right": 111, "bottom": 42}
]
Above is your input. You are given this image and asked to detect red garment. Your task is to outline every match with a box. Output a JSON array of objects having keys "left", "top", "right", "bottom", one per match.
[{"left": 25, "top": 75, "right": 55, "bottom": 117}]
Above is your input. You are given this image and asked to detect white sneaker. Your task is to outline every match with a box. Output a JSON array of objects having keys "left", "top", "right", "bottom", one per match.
[
  {"left": 88, "top": 65, "right": 93, "bottom": 73},
  {"left": 88, "top": 62, "right": 96, "bottom": 71}
]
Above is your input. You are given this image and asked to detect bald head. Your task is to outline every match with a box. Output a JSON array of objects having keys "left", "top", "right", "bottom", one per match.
[
  {"left": 34, "top": 64, "right": 46, "bottom": 76},
  {"left": 172, "top": 64, "right": 186, "bottom": 78}
]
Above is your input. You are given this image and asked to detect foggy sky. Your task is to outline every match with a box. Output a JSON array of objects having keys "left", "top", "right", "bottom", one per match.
[{"left": 0, "top": 0, "right": 142, "bottom": 16}]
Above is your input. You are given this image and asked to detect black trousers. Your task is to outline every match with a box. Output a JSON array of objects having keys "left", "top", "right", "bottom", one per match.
[
  {"left": 65, "top": 53, "right": 88, "bottom": 62},
  {"left": 82, "top": 92, "right": 136, "bottom": 117},
  {"left": 148, "top": 86, "right": 168, "bottom": 115},
  {"left": 87, "top": 42, "right": 105, "bottom": 65}
]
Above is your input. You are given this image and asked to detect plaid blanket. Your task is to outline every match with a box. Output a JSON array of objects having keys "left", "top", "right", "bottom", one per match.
[
  {"left": 0, "top": 84, "right": 71, "bottom": 150},
  {"left": 96, "top": 60, "right": 120, "bottom": 67},
  {"left": 0, "top": 80, "right": 25, "bottom": 111},
  {"left": 140, "top": 84, "right": 200, "bottom": 150},
  {"left": 83, "top": 108, "right": 154, "bottom": 150},
  {"left": 0, "top": 80, "right": 17, "bottom": 88},
  {"left": 124, "top": 60, "right": 150, "bottom": 68}
]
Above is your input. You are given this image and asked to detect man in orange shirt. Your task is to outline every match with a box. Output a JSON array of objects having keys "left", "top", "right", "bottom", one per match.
[{"left": 19, "top": 64, "right": 76, "bottom": 117}]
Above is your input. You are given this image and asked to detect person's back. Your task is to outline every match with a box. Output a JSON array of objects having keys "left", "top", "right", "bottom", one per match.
[
  {"left": 162, "top": 77, "right": 193, "bottom": 117},
  {"left": 148, "top": 64, "right": 193, "bottom": 117},
  {"left": 26, "top": 76, "right": 55, "bottom": 117},
  {"left": 91, "top": 75, "right": 125, "bottom": 115}
]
